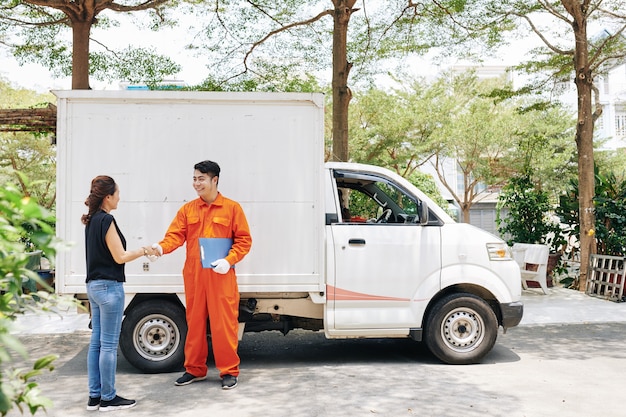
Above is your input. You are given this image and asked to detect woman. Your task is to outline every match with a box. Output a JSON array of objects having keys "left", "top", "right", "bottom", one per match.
[{"left": 82, "top": 175, "right": 157, "bottom": 411}]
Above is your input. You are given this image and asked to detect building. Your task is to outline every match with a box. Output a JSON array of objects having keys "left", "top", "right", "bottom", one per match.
[{"left": 595, "top": 63, "right": 626, "bottom": 150}]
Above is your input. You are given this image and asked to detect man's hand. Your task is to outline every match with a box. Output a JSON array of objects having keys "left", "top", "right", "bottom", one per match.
[
  {"left": 152, "top": 243, "right": 163, "bottom": 256},
  {"left": 211, "top": 258, "right": 230, "bottom": 274}
]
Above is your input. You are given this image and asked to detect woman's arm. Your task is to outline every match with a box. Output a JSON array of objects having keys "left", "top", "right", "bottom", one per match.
[{"left": 105, "top": 223, "right": 154, "bottom": 264}]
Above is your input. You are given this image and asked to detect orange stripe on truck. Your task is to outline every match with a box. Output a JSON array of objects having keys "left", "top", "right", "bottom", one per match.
[{"left": 327, "top": 285, "right": 410, "bottom": 302}]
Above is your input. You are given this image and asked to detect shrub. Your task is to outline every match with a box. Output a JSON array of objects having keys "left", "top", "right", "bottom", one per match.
[
  {"left": 0, "top": 183, "right": 73, "bottom": 416},
  {"left": 496, "top": 175, "right": 565, "bottom": 252}
]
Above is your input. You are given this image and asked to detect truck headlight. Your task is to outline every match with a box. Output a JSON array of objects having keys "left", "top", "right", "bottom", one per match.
[{"left": 487, "top": 242, "right": 511, "bottom": 260}]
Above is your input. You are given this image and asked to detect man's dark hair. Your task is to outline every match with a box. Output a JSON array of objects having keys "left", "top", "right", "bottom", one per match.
[{"left": 195, "top": 160, "right": 221, "bottom": 178}]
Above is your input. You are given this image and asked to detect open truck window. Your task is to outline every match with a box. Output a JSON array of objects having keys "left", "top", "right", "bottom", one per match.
[{"left": 334, "top": 171, "right": 423, "bottom": 224}]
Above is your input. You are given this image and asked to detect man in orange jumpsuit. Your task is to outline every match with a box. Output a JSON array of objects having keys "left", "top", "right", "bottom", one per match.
[{"left": 154, "top": 160, "right": 252, "bottom": 390}]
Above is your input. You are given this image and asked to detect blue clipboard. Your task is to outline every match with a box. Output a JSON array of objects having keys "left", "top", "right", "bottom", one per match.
[{"left": 199, "top": 238, "right": 234, "bottom": 269}]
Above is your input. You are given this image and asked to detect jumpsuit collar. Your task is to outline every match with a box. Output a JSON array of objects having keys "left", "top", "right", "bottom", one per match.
[{"left": 199, "top": 192, "right": 224, "bottom": 208}]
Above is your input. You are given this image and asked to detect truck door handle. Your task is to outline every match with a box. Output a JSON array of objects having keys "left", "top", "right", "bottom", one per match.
[{"left": 348, "top": 238, "right": 366, "bottom": 245}]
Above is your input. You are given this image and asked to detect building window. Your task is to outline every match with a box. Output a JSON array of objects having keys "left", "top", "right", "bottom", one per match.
[{"left": 616, "top": 112, "right": 626, "bottom": 138}]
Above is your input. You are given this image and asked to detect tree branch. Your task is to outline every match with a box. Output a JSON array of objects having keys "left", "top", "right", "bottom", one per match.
[
  {"left": 515, "top": 12, "right": 573, "bottom": 55},
  {"left": 537, "top": 0, "right": 571, "bottom": 23},
  {"left": 223, "top": 7, "right": 334, "bottom": 83},
  {"left": 597, "top": 6, "right": 626, "bottom": 20},
  {"left": 242, "top": 8, "right": 333, "bottom": 70},
  {"left": 588, "top": 24, "right": 626, "bottom": 69},
  {"left": 102, "top": 0, "right": 172, "bottom": 14}
]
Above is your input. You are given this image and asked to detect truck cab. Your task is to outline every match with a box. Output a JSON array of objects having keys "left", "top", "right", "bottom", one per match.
[{"left": 323, "top": 162, "right": 522, "bottom": 364}]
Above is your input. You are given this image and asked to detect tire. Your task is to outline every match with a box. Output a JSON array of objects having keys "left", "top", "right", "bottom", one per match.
[
  {"left": 120, "top": 300, "right": 187, "bottom": 373},
  {"left": 424, "top": 293, "right": 498, "bottom": 365}
]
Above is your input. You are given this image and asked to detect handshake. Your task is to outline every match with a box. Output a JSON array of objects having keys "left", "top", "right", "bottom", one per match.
[
  {"left": 144, "top": 243, "right": 231, "bottom": 274},
  {"left": 143, "top": 243, "right": 163, "bottom": 262}
]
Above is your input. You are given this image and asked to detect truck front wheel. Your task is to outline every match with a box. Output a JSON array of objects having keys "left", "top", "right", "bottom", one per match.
[
  {"left": 120, "top": 300, "right": 187, "bottom": 373},
  {"left": 424, "top": 293, "right": 497, "bottom": 365}
]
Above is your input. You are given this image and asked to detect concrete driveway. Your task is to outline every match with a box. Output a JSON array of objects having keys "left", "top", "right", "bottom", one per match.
[{"left": 6, "top": 287, "right": 626, "bottom": 417}]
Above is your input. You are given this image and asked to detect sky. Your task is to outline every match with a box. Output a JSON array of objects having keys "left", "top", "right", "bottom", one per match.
[
  {"left": 1, "top": 46, "right": 525, "bottom": 94},
  {"left": 2, "top": 52, "right": 70, "bottom": 92},
  {"left": 1, "top": 10, "right": 211, "bottom": 92},
  {"left": 0, "top": 9, "right": 536, "bottom": 94},
  {"left": 1, "top": 47, "right": 211, "bottom": 92}
]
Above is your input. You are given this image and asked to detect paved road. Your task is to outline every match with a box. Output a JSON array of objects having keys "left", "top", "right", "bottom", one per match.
[{"left": 6, "top": 288, "right": 626, "bottom": 417}]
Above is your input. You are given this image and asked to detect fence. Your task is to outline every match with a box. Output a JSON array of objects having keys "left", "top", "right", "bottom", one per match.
[{"left": 586, "top": 254, "right": 626, "bottom": 302}]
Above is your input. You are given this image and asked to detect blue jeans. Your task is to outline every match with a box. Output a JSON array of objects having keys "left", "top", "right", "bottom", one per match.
[{"left": 87, "top": 280, "right": 124, "bottom": 401}]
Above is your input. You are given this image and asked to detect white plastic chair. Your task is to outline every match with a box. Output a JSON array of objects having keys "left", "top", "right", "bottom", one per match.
[{"left": 512, "top": 243, "right": 550, "bottom": 295}]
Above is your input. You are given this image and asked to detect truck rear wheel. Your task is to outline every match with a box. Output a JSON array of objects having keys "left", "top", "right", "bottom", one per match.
[
  {"left": 120, "top": 300, "right": 187, "bottom": 373},
  {"left": 424, "top": 293, "right": 497, "bottom": 365}
]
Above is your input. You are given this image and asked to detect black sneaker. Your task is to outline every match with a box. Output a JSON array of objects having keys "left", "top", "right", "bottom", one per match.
[
  {"left": 99, "top": 395, "right": 136, "bottom": 412},
  {"left": 221, "top": 374, "right": 238, "bottom": 390},
  {"left": 86, "top": 397, "right": 100, "bottom": 411},
  {"left": 174, "top": 372, "right": 207, "bottom": 386}
]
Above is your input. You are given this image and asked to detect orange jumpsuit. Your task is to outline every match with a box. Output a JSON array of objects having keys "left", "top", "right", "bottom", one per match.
[{"left": 159, "top": 193, "right": 252, "bottom": 378}]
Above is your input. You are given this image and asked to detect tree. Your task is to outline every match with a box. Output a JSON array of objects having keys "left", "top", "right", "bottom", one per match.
[
  {"left": 511, "top": 101, "right": 578, "bottom": 201},
  {"left": 346, "top": 84, "right": 451, "bottom": 208},
  {"left": 482, "top": 0, "right": 626, "bottom": 290},
  {"left": 348, "top": 83, "right": 439, "bottom": 176},
  {"left": 0, "top": 0, "right": 182, "bottom": 89},
  {"left": 558, "top": 165, "right": 626, "bottom": 258},
  {"left": 496, "top": 174, "right": 564, "bottom": 251},
  {"left": 346, "top": 71, "right": 576, "bottom": 223},
  {"left": 426, "top": 73, "right": 523, "bottom": 223},
  {"left": 0, "top": 79, "right": 57, "bottom": 209},
  {"left": 189, "top": 0, "right": 358, "bottom": 161},
  {"left": 186, "top": 1, "right": 501, "bottom": 163},
  {"left": 427, "top": 71, "right": 576, "bottom": 223}
]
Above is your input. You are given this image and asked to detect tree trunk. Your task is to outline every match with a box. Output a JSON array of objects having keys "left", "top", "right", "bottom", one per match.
[
  {"left": 331, "top": 0, "right": 356, "bottom": 162},
  {"left": 462, "top": 204, "right": 471, "bottom": 223},
  {"left": 571, "top": 11, "right": 596, "bottom": 292},
  {"left": 71, "top": 19, "right": 93, "bottom": 90}
]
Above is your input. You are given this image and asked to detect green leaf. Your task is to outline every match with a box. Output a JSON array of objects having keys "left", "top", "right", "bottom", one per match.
[{"left": 33, "top": 354, "right": 58, "bottom": 370}]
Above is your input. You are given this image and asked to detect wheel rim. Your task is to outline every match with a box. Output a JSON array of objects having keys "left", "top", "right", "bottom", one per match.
[
  {"left": 132, "top": 313, "right": 181, "bottom": 362},
  {"left": 440, "top": 306, "right": 485, "bottom": 353}
]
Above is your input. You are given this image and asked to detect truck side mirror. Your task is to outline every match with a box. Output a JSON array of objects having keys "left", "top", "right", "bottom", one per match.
[{"left": 418, "top": 201, "right": 429, "bottom": 225}]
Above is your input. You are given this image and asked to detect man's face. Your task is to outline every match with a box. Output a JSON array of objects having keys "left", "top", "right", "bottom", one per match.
[{"left": 193, "top": 169, "right": 218, "bottom": 199}]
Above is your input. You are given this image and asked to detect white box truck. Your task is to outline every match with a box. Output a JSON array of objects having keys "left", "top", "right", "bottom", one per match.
[{"left": 54, "top": 90, "right": 523, "bottom": 371}]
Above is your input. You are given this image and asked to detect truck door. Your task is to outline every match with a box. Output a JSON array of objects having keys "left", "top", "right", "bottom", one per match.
[{"left": 329, "top": 170, "right": 442, "bottom": 331}]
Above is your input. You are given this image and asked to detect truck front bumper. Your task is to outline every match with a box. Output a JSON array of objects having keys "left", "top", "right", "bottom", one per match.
[{"left": 500, "top": 301, "right": 523, "bottom": 328}]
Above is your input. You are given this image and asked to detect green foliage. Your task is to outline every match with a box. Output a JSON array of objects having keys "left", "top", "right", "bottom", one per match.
[
  {"left": 348, "top": 81, "right": 442, "bottom": 175},
  {"left": 408, "top": 170, "right": 452, "bottom": 215},
  {"left": 89, "top": 47, "right": 182, "bottom": 84},
  {"left": 190, "top": 1, "right": 334, "bottom": 85},
  {"left": 347, "top": 72, "right": 576, "bottom": 222},
  {"left": 512, "top": 102, "right": 577, "bottom": 201},
  {"left": 557, "top": 165, "right": 626, "bottom": 256},
  {"left": 191, "top": 71, "right": 323, "bottom": 93},
  {"left": 187, "top": 1, "right": 512, "bottom": 88},
  {"left": 496, "top": 175, "right": 565, "bottom": 252},
  {"left": 345, "top": 82, "right": 451, "bottom": 211},
  {"left": 2, "top": 1, "right": 182, "bottom": 86},
  {"left": 0, "top": 183, "right": 74, "bottom": 416},
  {"left": 0, "top": 79, "right": 57, "bottom": 210},
  {"left": 0, "top": 354, "right": 57, "bottom": 416},
  {"left": 594, "top": 171, "right": 626, "bottom": 256},
  {"left": 482, "top": 1, "right": 626, "bottom": 87}
]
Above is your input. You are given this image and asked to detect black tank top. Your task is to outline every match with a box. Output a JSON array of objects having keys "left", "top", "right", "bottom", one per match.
[{"left": 85, "top": 210, "right": 126, "bottom": 283}]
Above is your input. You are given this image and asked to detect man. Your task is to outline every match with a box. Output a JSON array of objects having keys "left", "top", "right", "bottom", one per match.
[{"left": 154, "top": 160, "right": 252, "bottom": 390}]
